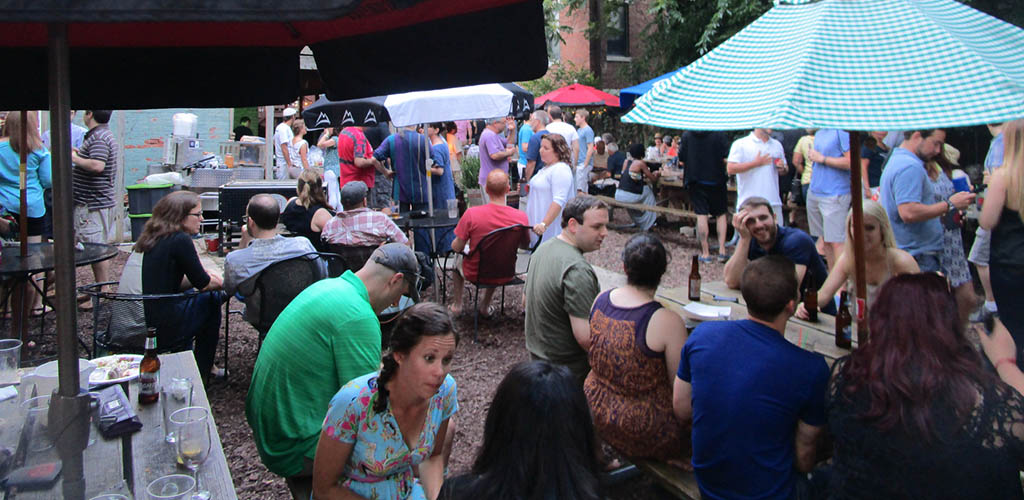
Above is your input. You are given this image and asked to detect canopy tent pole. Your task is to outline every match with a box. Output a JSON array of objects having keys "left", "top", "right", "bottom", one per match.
[
  {"left": 264, "top": 105, "right": 274, "bottom": 180},
  {"left": 48, "top": 22, "right": 90, "bottom": 500},
  {"left": 11, "top": 111, "right": 30, "bottom": 343},
  {"left": 847, "top": 131, "right": 868, "bottom": 344}
]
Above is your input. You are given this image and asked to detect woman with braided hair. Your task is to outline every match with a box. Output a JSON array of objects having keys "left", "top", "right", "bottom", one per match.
[{"left": 312, "top": 302, "right": 460, "bottom": 500}]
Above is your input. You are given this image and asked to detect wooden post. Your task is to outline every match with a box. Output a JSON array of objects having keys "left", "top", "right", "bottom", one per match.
[
  {"left": 847, "top": 130, "right": 868, "bottom": 345},
  {"left": 18, "top": 110, "right": 28, "bottom": 257},
  {"left": 264, "top": 105, "right": 274, "bottom": 180}
]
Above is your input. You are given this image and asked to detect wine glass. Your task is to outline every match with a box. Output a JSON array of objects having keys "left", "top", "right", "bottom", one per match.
[{"left": 170, "top": 407, "right": 211, "bottom": 500}]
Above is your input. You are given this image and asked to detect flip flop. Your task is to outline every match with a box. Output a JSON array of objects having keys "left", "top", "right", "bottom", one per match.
[
  {"left": 30, "top": 306, "right": 49, "bottom": 318},
  {"left": 477, "top": 304, "right": 498, "bottom": 320},
  {"left": 78, "top": 300, "right": 95, "bottom": 312}
]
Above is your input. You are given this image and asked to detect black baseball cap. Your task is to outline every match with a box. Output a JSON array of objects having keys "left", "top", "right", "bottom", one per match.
[{"left": 371, "top": 243, "right": 421, "bottom": 301}]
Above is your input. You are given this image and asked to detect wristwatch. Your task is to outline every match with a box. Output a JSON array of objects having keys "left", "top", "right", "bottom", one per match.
[{"left": 945, "top": 198, "right": 955, "bottom": 212}]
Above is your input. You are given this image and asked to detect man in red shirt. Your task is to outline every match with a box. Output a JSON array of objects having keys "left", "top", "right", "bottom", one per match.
[
  {"left": 450, "top": 169, "right": 529, "bottom": 315},
  {"left": 337, "top": 126, "right": 386, "bottom": 192}
]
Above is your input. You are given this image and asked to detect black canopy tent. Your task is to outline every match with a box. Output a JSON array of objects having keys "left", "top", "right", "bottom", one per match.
[{"left": 0, "top": 1, "right": 547, "bottom": 497}]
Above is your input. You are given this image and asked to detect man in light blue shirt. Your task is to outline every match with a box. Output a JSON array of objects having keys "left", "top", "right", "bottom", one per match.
[
  {"left": 878, "top": 130, "right": 973, "bottom": 272},
  {"left": 42, "top": 110, "right": 87, "bottom": 150},
  {"left": 517, "top": 119, "right": 533, "bottom": 181},
  {"left": 968, "top": 122, "right": 1004, "bottom": 320},
  {"left": 806, "top": 129, "right": 870, "bottom": 270},
  {"left": 573, "top": 109, "right": 595, "bottom": 193}
]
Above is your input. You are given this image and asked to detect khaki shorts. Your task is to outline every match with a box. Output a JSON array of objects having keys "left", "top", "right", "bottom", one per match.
[
  {"left": 806, "top": 193, "right": 850, "bottom": 243},
  {"left": 74, "top": 205, "right": 115, "bottom": 244},
  {"left": 450, "top": 253, "right": 465, "bottom": 278}
]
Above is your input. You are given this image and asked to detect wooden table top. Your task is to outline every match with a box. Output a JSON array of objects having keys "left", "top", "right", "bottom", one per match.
[
  {"left": 11, "top": 352, "right": 236, "bottom": 499},
  {"left": 657, "top": 280, "right": 859, "bottom": 364}
]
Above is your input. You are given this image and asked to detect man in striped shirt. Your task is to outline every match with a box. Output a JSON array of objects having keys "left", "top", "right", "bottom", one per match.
[{"left": 71, "top": 110, "right": 118, "bottom": 299}]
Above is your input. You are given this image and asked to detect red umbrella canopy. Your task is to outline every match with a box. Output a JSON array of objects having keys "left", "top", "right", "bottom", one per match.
[
  {"left": 535, "top": 83, "right": 619, "bottom": 108},
  {"left": 0, "top": 0, "right": 548, "bottom": 109}
]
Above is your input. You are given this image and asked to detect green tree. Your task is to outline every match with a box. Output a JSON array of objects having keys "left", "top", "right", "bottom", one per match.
[{"left": 519, "top": 61, "right": 599, "bottom": 97}]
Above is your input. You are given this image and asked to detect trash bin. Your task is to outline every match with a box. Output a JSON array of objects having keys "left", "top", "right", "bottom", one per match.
[
  {"left": 126, "top": 183, "right": 174, "bottom": 215},
  {"left": 128, "top": 213, "right": 151, "bottom": 241}
]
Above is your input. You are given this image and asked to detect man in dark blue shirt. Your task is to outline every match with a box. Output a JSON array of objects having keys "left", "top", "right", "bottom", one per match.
[
  {"left": 723, "top": 196, "right": 828, "bottom": 292},
  {"left": 674, "top": 255, "right": 829, "bottom": 500}
]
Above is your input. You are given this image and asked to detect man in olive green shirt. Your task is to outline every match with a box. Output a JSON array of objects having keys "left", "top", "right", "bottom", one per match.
[
  {"left": 525, "top": 196, "right": 608, "bottom": 384},
  {"left": 245, "top": 243, "right": 420, "bottom": 500}
]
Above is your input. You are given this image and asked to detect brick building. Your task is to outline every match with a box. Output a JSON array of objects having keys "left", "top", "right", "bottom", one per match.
[{"left": 555, "top": 0, "right": 656, "bottom": 89}]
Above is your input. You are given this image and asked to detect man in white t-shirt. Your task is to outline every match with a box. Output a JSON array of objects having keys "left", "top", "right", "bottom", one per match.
[
  {"left": 273, "top": 108, "right": 297, "bottom": 180},
  {"left": 727, "top": 128, "right": 788, "bottom": 226},
  {"left": 545, "top": 105, "right": 579, "bottom": 166}
]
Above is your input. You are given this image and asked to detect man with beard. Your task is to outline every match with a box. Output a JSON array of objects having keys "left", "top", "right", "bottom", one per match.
[
  {"left": 724, "top": 196, "right": 827, "bottom": 292},
  {"left": 223, "top": 194, "right": 326, "bottom": 326},
  {"left": 878, "top": 129, "right": 975, "bottom": 273}
]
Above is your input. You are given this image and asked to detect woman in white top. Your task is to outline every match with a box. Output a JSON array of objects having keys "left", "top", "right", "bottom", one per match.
[
  {"left": 287, "top": 119, "right": 309, "bottom": 179},
  {"left": 526, "top": 134, "right": 575, "bottom": 246},
  {"left": 796, "top": 199, "right": 918, "bottom": 319}
]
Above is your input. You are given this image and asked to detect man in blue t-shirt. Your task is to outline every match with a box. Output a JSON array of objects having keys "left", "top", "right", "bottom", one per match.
[
  {"left": 723, "top": 196, "right": 828, "bottom": 293},
  {"left": 878, "top": 129, "right": 974, "bottom": 272},
  {"left": 675, "top": 255, "right": 829, "bottom": 500},
  {"left": 524, "top": 110, "right": 551, "bottom": 181},
  {"left": 516, "top": 118, "right": 534, "bottom": 181}
]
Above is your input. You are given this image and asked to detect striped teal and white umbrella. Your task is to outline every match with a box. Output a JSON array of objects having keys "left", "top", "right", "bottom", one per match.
[{"left": 622, "top": 0, "right": 1024, "bottom": 131}]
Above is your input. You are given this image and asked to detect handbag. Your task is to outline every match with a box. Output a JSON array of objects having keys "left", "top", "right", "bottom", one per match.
[{"left": 790, "top": 176, "right": 805, "bottom": 205}]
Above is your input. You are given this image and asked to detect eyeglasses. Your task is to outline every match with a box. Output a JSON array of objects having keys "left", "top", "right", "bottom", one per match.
[{"left": 187, "top": 212, "right": 203, "bottom": 218}]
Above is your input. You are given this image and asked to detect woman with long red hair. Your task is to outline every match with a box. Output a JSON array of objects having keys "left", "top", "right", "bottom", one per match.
[{"left": 826, "top": 273, "right": 1024, "bottom": 498}]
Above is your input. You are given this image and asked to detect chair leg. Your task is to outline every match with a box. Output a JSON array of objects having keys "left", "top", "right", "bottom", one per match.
[
  {"left": 223, "top": 301, "right": 230, "bottom": 380},
  {"left": 500, "top": 286, "right": 506, "bottom": 315},
  {"left": 473, "top": 286, "right": 480, "bottom": 342}
]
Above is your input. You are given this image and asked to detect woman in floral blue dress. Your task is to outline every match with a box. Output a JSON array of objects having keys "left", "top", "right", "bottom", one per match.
[{"left": 313, "top": 303, "right": 459, "bottom": 500}]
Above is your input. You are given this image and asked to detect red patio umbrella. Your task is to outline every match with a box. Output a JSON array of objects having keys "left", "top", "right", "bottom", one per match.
[{"left": 535, "top": 83, "right": 620, "bottom": 108}]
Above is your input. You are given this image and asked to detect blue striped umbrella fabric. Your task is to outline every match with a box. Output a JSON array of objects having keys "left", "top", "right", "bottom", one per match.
[{"left": 622, "top": 0, "right": 1024, "bottom": 131}]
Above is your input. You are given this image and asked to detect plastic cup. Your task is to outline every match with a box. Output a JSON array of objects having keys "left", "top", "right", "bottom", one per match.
[
  {"left": 951, "top": 177, "right": 969, "bottom": 193},
  {"left": 204, "top": 235, "right": 219, "bottom": 253},
  {"left": 146, "top": 474, "right": 195, "bottom": 500},
  {"left": 89, "top": 495, "right": 130, "bottom": 500},
  {"left": 21, "top": 395, "right": 52, "bottom": 452},
  {"left": 0, "top": 339, "right": 21, "bottom": 386},
  {"left": 447, "top": 199, "right": 458, "bottom": 219},
  {"left": 161, "top": 377, "right": 194, "bottom": 443}
]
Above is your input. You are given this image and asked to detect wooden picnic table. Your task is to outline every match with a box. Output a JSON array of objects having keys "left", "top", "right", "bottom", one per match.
[
  {"left": 10, "top": 352, "right": 236, "bottom": 499},
  {"left": 657, "top": 280, "right": 858, "bottom": 364}
]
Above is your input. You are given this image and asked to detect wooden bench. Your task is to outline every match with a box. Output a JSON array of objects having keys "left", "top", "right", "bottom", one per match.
[
  {"left": 591, "top": 194, "right": 698, "bottom": 221},
  {"left": 631, "top": 459, "right": 701, "bottom": 500}
]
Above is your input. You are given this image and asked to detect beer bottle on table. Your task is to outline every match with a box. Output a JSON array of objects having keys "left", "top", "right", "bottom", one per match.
[
  {"left": 139, "top": 327, "right": 160, "bottom": 405},
  {"left": 804, "top": 270, "right": 818, "bottom": 323},
  {"left": 835, "top": 291, "right": 852, "bottom": 349},
  {"left": 688, "top": 255, "right": 702, "bottom": 302}
]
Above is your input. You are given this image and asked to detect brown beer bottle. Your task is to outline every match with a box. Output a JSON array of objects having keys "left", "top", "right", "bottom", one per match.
[
  {"left": 139, "top": 327, "right": 160, "bottom": 405},
  {"left": 804, "top": 270, "right": 818, "bottom": 323},
  {"left": 835, "top": 291, "right": 852, "bottom": 349},
  {"left": 688, "top": 255, "right": 702, "bottom": 302}
]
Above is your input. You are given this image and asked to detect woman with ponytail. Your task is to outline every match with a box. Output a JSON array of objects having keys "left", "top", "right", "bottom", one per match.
[
  {"left": 282, "top": 169, "right": 333, "bottom": 251},
  {"left": 313, "top": 302, "right": 460, "bottom": 500}
]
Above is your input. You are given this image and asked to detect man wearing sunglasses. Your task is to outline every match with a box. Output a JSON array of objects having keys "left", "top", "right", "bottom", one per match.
[{"left": 246, "top": 242, "right": 420, "bottom": 499}]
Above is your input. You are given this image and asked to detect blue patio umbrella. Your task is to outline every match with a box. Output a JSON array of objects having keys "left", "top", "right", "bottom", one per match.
[{"left": 618, "top": 69, "right": 677, "bottom": 109}]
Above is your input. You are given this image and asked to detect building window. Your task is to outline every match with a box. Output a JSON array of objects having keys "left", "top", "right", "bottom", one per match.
[{"left": 607, "top": 6, "right": 629, "bottom": 58}]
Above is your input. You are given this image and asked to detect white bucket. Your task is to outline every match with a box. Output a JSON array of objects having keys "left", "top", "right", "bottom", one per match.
[{"left": 172, "top": 113, "right": 198, "bottom": 137}]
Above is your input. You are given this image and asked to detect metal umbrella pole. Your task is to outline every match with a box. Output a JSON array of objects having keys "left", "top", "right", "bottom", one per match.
[
  {"left": 847, "top": 131, "right": 868, "bottom": 345},
  {"left": 47, "top": 23, "right": 91, "bottom": 500}
]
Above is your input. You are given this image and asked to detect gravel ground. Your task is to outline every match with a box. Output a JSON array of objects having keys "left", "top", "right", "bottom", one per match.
[{"left": 6, "top": 211, "right": 726, "bottom": 499}]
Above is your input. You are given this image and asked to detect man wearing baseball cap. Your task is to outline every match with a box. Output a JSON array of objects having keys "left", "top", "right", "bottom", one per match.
[{"left": 246, "top": 242, "right": 420, "bottom": 498}]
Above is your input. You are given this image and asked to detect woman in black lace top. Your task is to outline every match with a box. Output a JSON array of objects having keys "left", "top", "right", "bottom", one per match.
[{"left": 827, "top": 273, "right": 1024, "bottom": 499}]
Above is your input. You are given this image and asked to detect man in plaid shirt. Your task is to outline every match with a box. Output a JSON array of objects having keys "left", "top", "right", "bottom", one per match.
[{"left": 322, "top": 181, "right": 408, "bottom": 247}]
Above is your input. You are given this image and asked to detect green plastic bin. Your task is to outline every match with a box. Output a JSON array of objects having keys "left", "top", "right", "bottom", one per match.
[
  {"left": 128, "top": 213, "right": 151, "bottom": 241},
  {"left": 126, "top": 183, "right": 175, "bottom": 215}
]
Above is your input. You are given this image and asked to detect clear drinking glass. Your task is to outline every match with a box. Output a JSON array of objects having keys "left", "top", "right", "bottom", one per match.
[
  {"left": 146, "top": 474, "right": 195, "bottom": 500},
  {"left": 170, "top": 407, "right": 211, "bottom": 500},
  {"left": 161, "top": 378, "right": 193, "bottom": 443},
  {"left": 447, "top": 199, "right": 458, "bottom": 219},
  {"left": 0, "top": 339, "right": 21, "bottom": 386}
]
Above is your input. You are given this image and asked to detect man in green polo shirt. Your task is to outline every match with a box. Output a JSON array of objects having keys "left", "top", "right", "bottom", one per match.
[{"left": 246, "top": 243, "right": 420, "bottom": 499}]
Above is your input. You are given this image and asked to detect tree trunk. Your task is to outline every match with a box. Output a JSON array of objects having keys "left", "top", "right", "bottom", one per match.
[{"left": 588, "top": 0, "right": 603, "bottom": 83}]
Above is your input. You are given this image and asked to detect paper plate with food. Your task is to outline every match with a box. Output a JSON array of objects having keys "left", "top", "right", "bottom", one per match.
[{"left": 89, "top": 354, "right": 144, "bottom": 386}]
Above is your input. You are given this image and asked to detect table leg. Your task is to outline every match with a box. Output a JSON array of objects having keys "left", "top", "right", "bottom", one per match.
[{"left": 11, "top": 277, "right": 29, "bottom": 344}]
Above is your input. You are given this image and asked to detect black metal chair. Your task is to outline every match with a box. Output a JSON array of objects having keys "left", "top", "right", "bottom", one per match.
[
  {"left": 326, "top": 243, "right": 380, "bottom": 274},
  {"left": 78, "top": 281, "right": 223, "bottom": 367},
  {"left": 245, "top": 252, "right": 335, "bottom": 345},
  {"left": 463, "top": 224, "right": 533, "bottom": 340}
]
